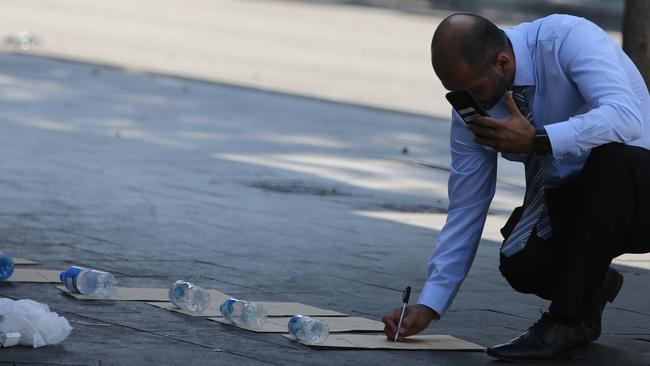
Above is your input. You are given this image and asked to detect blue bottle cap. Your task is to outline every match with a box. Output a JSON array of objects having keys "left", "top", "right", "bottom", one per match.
[
  {"left": 288, "top": 314, "right": 304, "bottom": 333},
  {"left": 219, "top": 297, "right": 238, "bottom": 316},
  {"left": 59, "top": 266, "right": 86, "bottom": 293}
]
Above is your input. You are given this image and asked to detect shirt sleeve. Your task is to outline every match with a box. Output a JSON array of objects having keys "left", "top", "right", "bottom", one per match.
[
  {"left": 417, "top": 112, "right": 497, "bottom": 317},
  {"left": 544, "top": 19, "right": 643, "bottom": 159}
]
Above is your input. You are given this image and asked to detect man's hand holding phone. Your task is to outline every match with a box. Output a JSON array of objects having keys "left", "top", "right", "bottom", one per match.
[
  {"left": 468, "top": 91, "right": 535, "bottom": 153},
  {"left": 447, "top": 89, "right": 535, "bottom": 153}
]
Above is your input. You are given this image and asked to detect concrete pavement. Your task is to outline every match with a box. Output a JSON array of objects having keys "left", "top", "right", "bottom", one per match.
[{"left": 0, "top": 51, "right": 647, "bottom": 365}]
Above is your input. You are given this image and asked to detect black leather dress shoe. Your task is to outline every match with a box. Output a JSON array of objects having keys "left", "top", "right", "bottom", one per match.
[
  {"left": 586, "top": 267, "right": 624, "bottom": 341},
  {"left": 486, "top": 312, "right": 590, "bottom": 361}
]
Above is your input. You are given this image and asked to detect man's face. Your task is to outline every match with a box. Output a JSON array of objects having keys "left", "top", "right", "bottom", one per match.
[
  {"left": 479, "top": 70, "right": 510, "bottom": 110},
  {"left": 436, "top": 58, "right": 511, "bottom": 111}
]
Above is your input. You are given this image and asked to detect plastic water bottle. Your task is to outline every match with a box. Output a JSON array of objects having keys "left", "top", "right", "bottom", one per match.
[
  {"left": 0, "top": 252, "right": 14, "bottom": 280},
  {"left": 288, "top": 315, "right": 329, "bottom": 345},
  {"left": 168, "top": 280, "right": 211, "bottom": 314},
  {"left": 219, "top": 298, "right": 267, "bottom": 329},
  {"left": 59, "top": 266, "right": 117, "bottom": 299}
]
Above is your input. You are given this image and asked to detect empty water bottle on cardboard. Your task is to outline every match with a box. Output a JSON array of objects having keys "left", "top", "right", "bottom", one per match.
[
  {"left": 168, "top": 280, "right": 211, "bottom": 314},
  {"left": 59, "top": 266, "right": 117, "bottom": 299},
  {"left": 288, "top": 315, "right": 329, "bottom": 344},
  {"left": 0, "top": 252, "right": 14, "bottom": 280},
  {"left": 219, "top": 298, "right": 267, "bottom": 329}
]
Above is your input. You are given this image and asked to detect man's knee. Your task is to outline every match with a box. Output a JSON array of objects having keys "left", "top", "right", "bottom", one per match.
[{"left": 499, "top": 254, "right": 543, "bottom": 294}]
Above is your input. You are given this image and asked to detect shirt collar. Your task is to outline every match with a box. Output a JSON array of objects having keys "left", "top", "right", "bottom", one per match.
[{"left": 504, "top": 28, "right": 536, "bottom": 87}]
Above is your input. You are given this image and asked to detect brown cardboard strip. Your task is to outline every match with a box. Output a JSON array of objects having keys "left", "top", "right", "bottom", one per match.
[
  {"left": 208, "top": 316, "right": 383, "bottom": 333},
  {"left": 147, "top": 300, "right": 345, "bottom": 317},
  {"left": 284, "top": 333, "right": 484, "bottom": 351},
  {"left": 3, "top": 268, "right": 61, "bottom": 283},
  {"left": 14, "top": 258, "right": 38, "bottom": 265},
  {"left": 57, "top": 285, "right": 173, "bottom": 301}
]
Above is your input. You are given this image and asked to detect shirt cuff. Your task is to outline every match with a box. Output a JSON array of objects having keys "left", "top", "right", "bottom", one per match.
[
  {"left": 543, "top": 121, "right": 578, "bottom": 159},
  {"left": 416, "top": 282, "right": 456, "bottom": 318}
]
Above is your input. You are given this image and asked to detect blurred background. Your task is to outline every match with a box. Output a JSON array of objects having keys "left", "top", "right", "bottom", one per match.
[{"left": 0, "top": 0, "right": 646, "bottom": 119}]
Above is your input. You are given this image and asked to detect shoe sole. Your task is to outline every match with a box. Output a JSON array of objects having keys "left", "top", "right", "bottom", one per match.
[{"left": 486, "top": 346, "right": 588, "bottom": 362}]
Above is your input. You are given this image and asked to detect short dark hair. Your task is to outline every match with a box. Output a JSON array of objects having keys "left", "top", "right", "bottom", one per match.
[{"left": 431, "top": 13, "right": 508, "bottom": 74}]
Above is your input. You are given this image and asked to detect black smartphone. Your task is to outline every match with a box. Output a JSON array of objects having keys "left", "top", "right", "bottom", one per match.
[{"left": 445, "top": 89, "right": 489, "bottom": 123}]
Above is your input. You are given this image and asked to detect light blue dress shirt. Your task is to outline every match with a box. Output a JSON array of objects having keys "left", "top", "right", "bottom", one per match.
[{"left": 418, "top": 14, "right": 650, "bottom": 317}]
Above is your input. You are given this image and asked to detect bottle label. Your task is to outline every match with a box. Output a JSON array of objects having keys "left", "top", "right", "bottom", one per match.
[{"left": 59, "top": 266, "right": 85, "bottom": 293}]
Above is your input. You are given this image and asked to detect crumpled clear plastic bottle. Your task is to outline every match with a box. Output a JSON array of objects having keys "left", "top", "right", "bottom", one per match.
[
  {"left": 168, "top": 280, "right": 211, "bottom": 314},
  {"left": 59, "top": 266, "right": 117, "bottom": 299},
  {"left": 0, "top": 298, "right": 72, "bottom": 348},
  {"left": 288, "top": 315, "right": 329, "bottom": 345},
  {"left": 219, "top": 298, "right": 267, "bottom": 329}
]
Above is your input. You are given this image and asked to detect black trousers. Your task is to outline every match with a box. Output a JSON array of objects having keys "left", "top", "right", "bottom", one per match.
[{"left": 499, "top": 143, "right": 650, "bottom": 322}]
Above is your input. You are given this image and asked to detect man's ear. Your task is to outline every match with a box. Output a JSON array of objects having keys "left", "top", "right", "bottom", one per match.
[{"left": 494, "top": 51, "right": 512, "bottom": 75}]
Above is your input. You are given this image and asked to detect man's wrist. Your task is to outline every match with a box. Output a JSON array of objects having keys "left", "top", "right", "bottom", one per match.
[
  {"left": 533, "top": 127, "right": 552, "bottom": 154},
  {"left": 415, "top": 304, "right": 440, "bottom": 321}
]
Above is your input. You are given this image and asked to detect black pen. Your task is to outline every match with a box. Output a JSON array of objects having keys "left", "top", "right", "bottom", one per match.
[{"left": 394, "top": 286, "right": 411, "bottom": 342}]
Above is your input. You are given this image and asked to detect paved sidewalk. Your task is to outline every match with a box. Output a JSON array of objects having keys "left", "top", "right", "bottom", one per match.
[{"left": 0, "top": 52, "right": 647, "bottom": 365}]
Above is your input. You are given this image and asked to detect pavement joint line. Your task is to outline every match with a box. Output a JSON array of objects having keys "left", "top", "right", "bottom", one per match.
[
  {"left": 323, "top": 261, "right": 397, "bottom": 276},
  {"left": 327, "top": 274, "right": 403, "bottom": 292},
  {"left": 347, "top": 252, "right": 383, "bottom": 262},
  {"left": 194, "top": 261, "right": 247, "bottom": 272},
  {"left": 0, "top": 361, "right": 91, "bottom": 366},
  {"left": 348, "top": 310, "right": 382, "bottom": 318},
  {"left": 396, "top": 158, "right": 526, "bottom": 188},
  {"left": 456, "top": 308, "right": 533, "bottom": 320},
  {"left": 56, "top": 310, "right": 280, "bottom": 365},
  {"left": 193, "top": 261, "right": 248, "bottom": 272},
  {"left": 612, "top": 307, "right": 650, "bottom": 317},
  {"left": 55, "top": 229, "right": 126, "bottom": 248},
  {"left": 610, "top": 333, "right": 650, "bottom": 336},
  {"left": 164, "top": 183, "right": 227, "bottom": 199}
]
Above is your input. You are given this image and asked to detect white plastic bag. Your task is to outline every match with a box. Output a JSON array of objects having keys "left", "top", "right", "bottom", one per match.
[{"left": 0, "top": 298, "right": 72, "bottom": 348}]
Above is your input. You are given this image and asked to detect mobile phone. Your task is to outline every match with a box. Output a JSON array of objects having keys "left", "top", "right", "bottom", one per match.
[{"left": 445, "top": 89, "right": 489, "bottom": 123}]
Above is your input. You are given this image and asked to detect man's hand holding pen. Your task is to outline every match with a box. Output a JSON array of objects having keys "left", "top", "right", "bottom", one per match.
[{"left": 382, "top": 304, "right": 440, "bottom": 341}]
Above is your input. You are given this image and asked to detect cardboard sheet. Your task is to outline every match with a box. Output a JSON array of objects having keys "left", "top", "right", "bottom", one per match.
[
  {"left": 209, "top": 316, "right": 383, "bottom": 333},
  {"left": 57, "top": 285, "right": 174, "bottom": 301},
  {"left": 147, "top": 300, "right": 345, "bottom": 317},
  {"left": 14, "top": 258, "right": 38, "bottom": 265},
  {"left": 284, "top": 334, "right": 484, "bottom": 351},
  {"left": 3, "top": 268, "right": 61, "bottom": 283}
]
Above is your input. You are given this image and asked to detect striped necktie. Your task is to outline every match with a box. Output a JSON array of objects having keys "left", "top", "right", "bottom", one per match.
[{"left": 501, "top": 86, "right": 553, "bottom": 257}]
